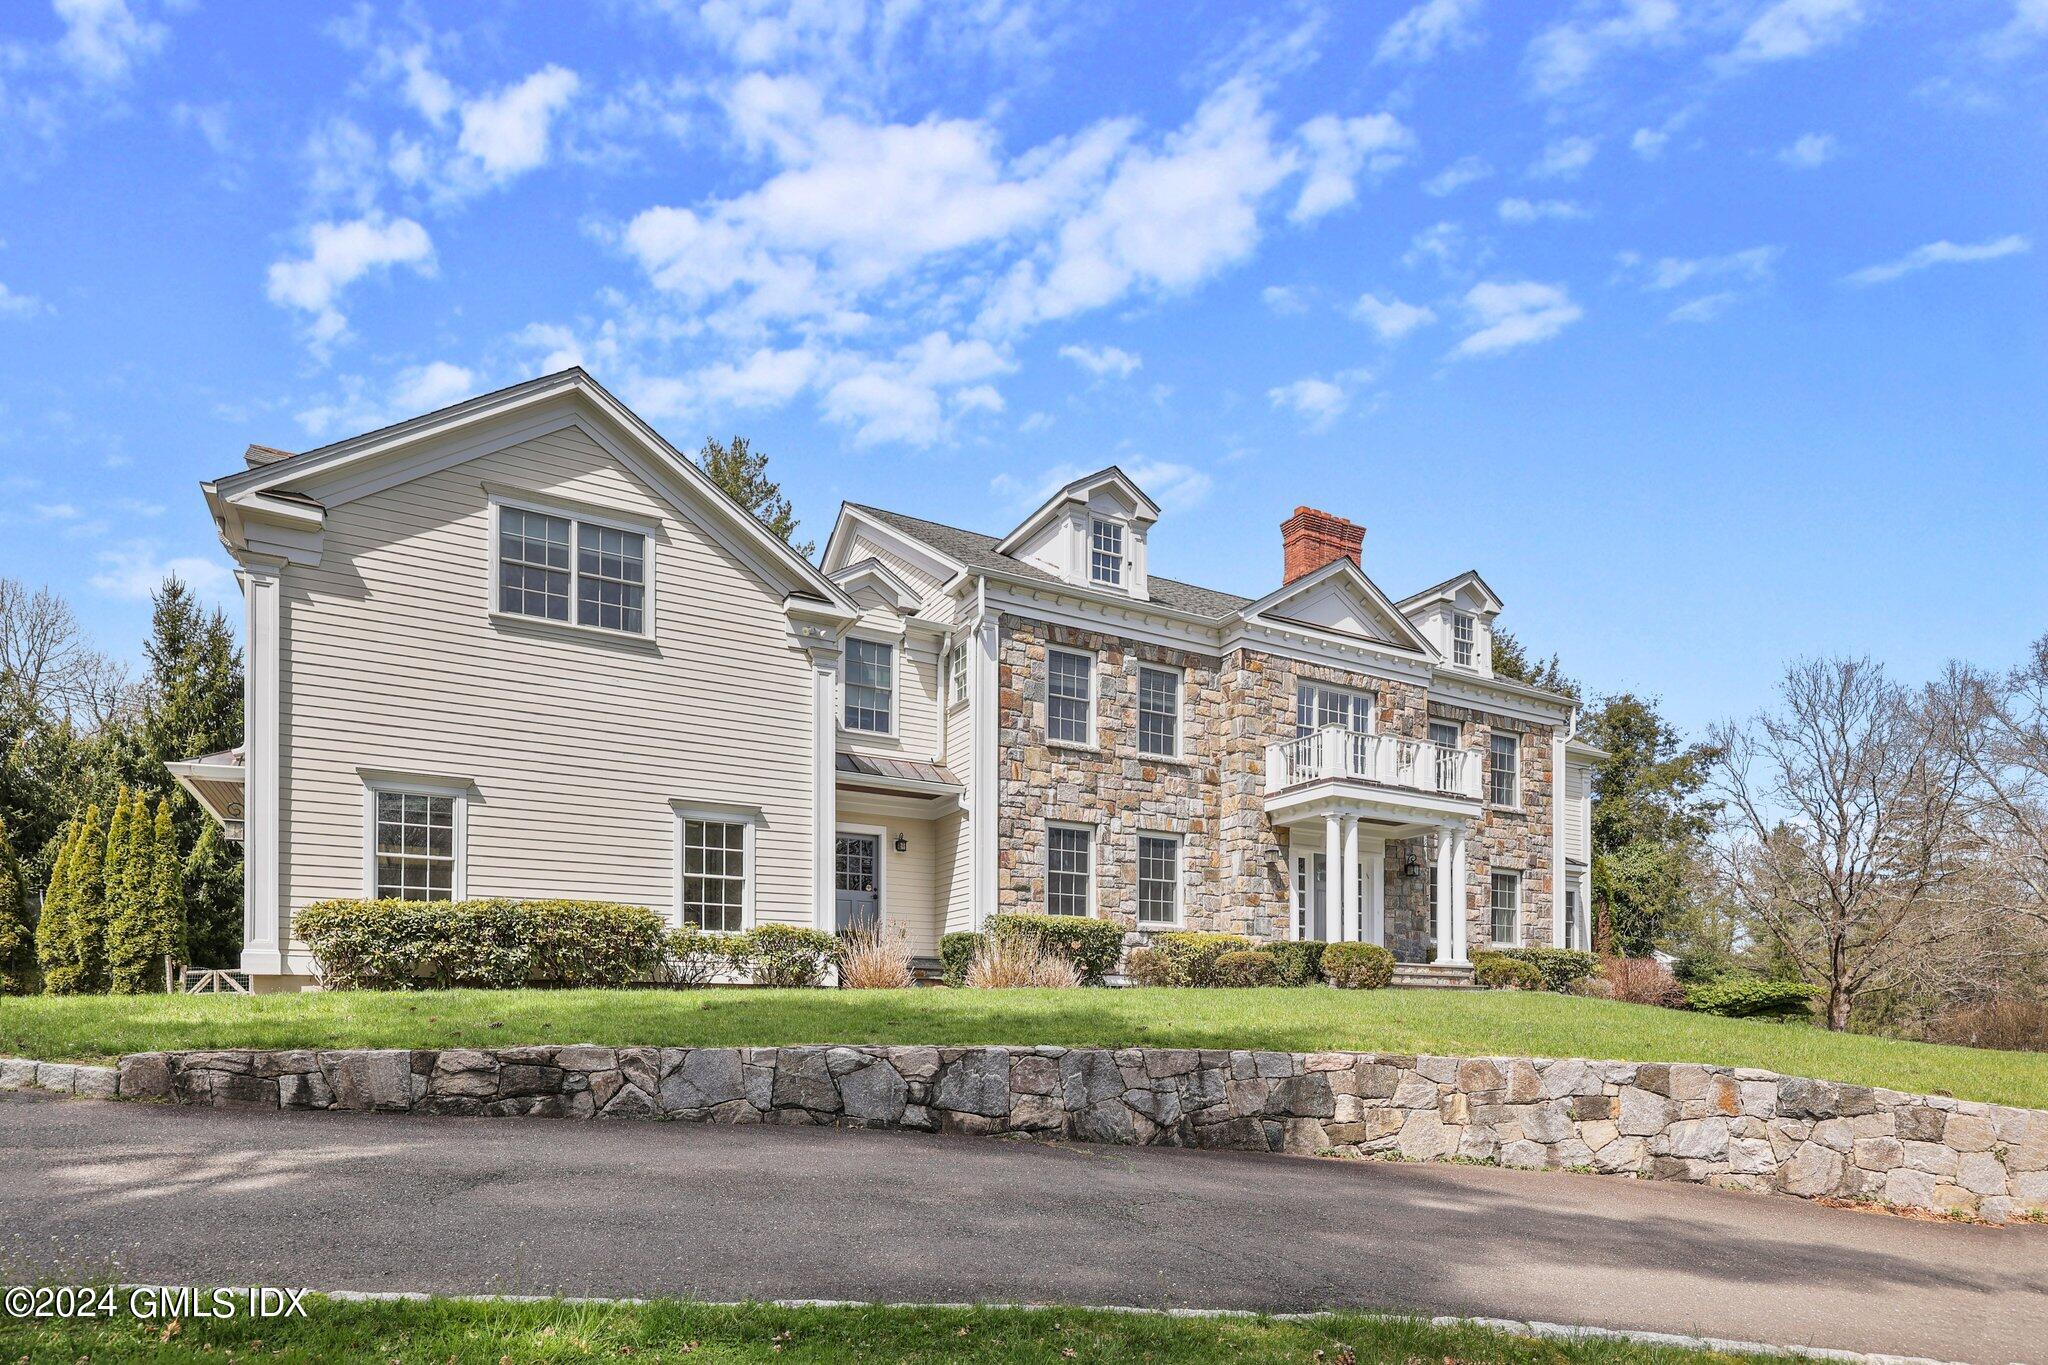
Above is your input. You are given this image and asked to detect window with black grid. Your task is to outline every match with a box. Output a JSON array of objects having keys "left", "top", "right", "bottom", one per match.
[
  {"left": 1048, "top": 649, "right": 1092, "bottom": 745},
  {"left": 1490, "top": 872, "right": 1520, "bottom": 947},
  {"left": 1489, "top": 731, "right": 1520, "bottom": 806},
  {"left": 1089, "top": 518, "right": 1123, "bottom": 585},
  {"left": 1137, "top": 666, "right": 1179, "bottom": 757},
  {"left": 576, "top": 523, "right": 645, "bottom": 633},
  {"left": 498, "top": 508, "right": 571, "bottom": 622},
  {"left": 1047, "top": 825, "right": 1091, "bottom": 916},
  {"left": 1137, "top": 834, "right": 1179, "bottom": 925}
]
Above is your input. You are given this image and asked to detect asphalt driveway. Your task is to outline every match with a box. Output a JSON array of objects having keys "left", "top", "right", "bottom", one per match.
[{"left": 2, "top": 1092, "right": 2043, "bottom": 1362}]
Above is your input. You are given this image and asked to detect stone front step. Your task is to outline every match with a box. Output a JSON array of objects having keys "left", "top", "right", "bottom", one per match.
[{"left": 1392, "top": 962, "right": 1478, "bottom": 990}]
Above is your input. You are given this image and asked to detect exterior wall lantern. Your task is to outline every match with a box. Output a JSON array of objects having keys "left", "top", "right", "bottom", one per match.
[{"left": 893, "top": 834, "right": 909, "bottom": 853}]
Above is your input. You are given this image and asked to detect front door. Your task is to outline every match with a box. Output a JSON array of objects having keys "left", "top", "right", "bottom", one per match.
[
  {"left": 1294, "top": 853, "right": 1329, "bottom": 941},
  {"left": 834, "top": 834, "right": 880, "bottom": 934}
]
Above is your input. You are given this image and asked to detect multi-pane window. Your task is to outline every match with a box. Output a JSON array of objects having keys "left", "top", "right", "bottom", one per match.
[
  {"left": 1565, "top": 887, "right": 1581, "bottom": 950},
  {"left": 498, "top": 508, "right": 571, "bottom": 622},
  {"left": 1490, "top": 872, "right": 1520, "bottom": 947},
  {"left": 1048, "top": 649, "right": 1093, "bottom": 745},
  {"left": 1429, "top": 720, "right": 1461, "bottom": 791},
  {"left": 1137, "top": 666, "right": 1179, "bottom": 757},
  {"left": 1047, "top": 825, "right": 1092, "bottom": 915},
  {"left": 498, "top": 505, "right": 647, "bottom": 634},
  {"left": 373, "top": 792, "right": 456, "bottom": 900},
  {"left": 1089, "top": 518, "right": 1124, "bottom": 586},
  {"left": 843, "top": 638, "right": 894, "bottom": 733},
  {"left": 1137, "top": 834, "right": 1180, "bottom": 925},
  {"left": 680, "top": 818, "right": 747, "bottom": 932},
  {"left": 1452, "top": 612, "right": 1475, "bottom": 667},
  {"left": 1488, "top": 731, "right": 1520, "bottom": 806},
  {"left": 946, "top": 643, "right": 968, "bottom": 706},
  {"left": 576, "top": 523, "right": 646, "bottom": 633},
  {"left": 1295, "top": 683, "right": 1372, "bottom": 738}
]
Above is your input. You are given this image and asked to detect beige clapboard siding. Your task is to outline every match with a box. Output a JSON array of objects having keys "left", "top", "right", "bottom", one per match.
[
  {"left": 849, "top": 533, "right": 946, "bottom": 598},
  {"left": 936, "top": 810, "right": 970, "bottom": 937},
  {"left": 276, "top": 424, "right": 817, "bottom": 945},
  {"left": 876, "top": 814, "right": 939, "bottom": 957},
  {"left": 841, "top": 597, "right": 943, "bottom": 763},
  {"left": 1565, "top": 763, "right": 1591, "bottom": 862}
]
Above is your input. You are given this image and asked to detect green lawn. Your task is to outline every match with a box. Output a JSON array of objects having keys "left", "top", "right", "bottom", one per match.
[
  {"left": 0, "top": 1295, "right": 1780, "bottom": 1363},
  {"left": 5, "top": 986, "right": 2044, "bottom": 1108}
]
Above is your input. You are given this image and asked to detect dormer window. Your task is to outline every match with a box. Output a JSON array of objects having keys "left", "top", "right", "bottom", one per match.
[
  {"left": 1452, "top": 612, "right": 1475, "bottom": 667},
  {"left": 1089, "top": 518, "right": 1124, "bottom": 587}
]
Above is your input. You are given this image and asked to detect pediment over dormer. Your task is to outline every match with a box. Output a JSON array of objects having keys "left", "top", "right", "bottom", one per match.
[
  {"left": 1241, "top": 557, "right": 1436, "bottom": 656},
  {"left": 1397, "top": 571, "right": 1503, "bottom": 675},
  {"left": 994, "top": 465, "right": 1158, "bottom": 601}
]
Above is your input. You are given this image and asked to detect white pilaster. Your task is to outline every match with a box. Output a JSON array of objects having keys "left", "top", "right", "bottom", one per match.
[
  {"left": 811, "top": 649, "right": 840, "bottom": 932},
  {"left": 967, "top": 612, "right": 1000, "bottom": 930},
  {"left": 1432, "top": 827, "right": 1455, "bottom": 964},
  {"left": 1449, "top": 824, "right": 1471, "bottom": 964},
  {"left": 239, "top": 562, "right": 282, "bottom": 976},
  {"left": 1321, "top": 812, "right": 1341, "bottom": 943},
  {"left": 1551, "top": 733, "right": 1567, "bottom": 949},
  {"left": 1364, "top": 840, "right": 1386, "bottom": 946},
  {"left": 1339, "top": 814, "right": 1360, "bottom": 944}
]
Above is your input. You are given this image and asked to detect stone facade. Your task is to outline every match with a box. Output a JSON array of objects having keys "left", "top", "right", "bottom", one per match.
[
  {"left": 18, "top": 1047, "right": 2043, "bottom": 1224},
  {"left": 993, "top": 613, "right": 1558, "bottom": 956}
]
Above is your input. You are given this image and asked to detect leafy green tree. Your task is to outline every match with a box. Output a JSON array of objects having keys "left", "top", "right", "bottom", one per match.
[
  {"left": 0, "top": 814, "right": 32, "bottom": 993},
  {"left": 695, "top": 435, "right": 813, "bottom": 558},
  {"left": 183, "top": 821, "right": 242, "bottom": 969},
  {"left": 1579, "top": 693, "right": 1720, "bottom": 955},
  {"left": 1491, "top": 629, "right": 1579, "bottom": 698}
]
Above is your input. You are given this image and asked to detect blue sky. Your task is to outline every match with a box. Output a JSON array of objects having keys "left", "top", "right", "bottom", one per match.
[{"left": 0, "top": 0, "right": 2042, "bottom": 738}]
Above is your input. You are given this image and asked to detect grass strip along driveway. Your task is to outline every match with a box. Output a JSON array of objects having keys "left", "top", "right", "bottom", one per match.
[
  {"left": 0, "top": 1295, "right": 1789, "bottom": 1363},
  {"left": 5, "top": 986, "right": 2043, "bottom": 1110}
]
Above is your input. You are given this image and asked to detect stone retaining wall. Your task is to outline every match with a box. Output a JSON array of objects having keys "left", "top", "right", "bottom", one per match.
[{"left": 5, "top": 1048, "right": 2044, "bottom": 1223}]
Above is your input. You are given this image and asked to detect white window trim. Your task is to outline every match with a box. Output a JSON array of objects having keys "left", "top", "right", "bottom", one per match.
[
  {"left": 671, "top": 800, "right": 763, "bottom": 934},
  {"left": 486, "top": 492, "right": 659, "bottom": 642},
  {"left": 1490, "top": 870, "right": 1522, "bottom": 948},
  {"left": 1135, "top": 831, "right": 1184, "bottom": 928},
  {"left": 1047, "top": 647, "right": 1097, "bottom": 749},
  {"left": 944, "top": 642, "right": 969, "bottom": 711},
  {"left": 1089, "top": 517, "right": 1125, "bottom": 588},
  {"left": 1489, "top": 731, "right": 1522, "bottom": 807},
  {"left": 1046, "top": 820, "right": 1096, "bottom": 918},
  {"left": 360, "top": 772, "right": 470, "bottom": 901},
  {"left": 1135, "top": 664, "right": 1183, "bottom": 759},
  {"left": 1452, "top": 611, "right": 1475, "bottom": 668},
  {"left": 840, "top": 634, "right": 897, "bottom": 737}
]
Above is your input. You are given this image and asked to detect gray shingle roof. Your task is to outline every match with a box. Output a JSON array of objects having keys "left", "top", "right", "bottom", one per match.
[{"left": 846, "top": 504, "right": 1255, "bottom": 620}]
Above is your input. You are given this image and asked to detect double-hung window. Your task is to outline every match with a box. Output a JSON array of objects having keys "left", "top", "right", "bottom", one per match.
[
  {"left": 1137, "top": 666, "right": 1180, "bottom": 758},
  {"left": 1048, "top": 649, "right": 1093, "bottom": 745},
  {"left": 1089, "top": 518, "right": 1124, "bottom": 586},
  {"left": 946, "top": 642, "right": 968, "bottom": 707},
  {"left": 1295, "top": 683, "right": 1373, "bottom": 738},
  {"left": 1452, "top": 612, "right": 1475, "bottom": 667},
  {"left": 366, "top": 783, "right": 465, "bottom": 901},
  {"left": 843, "top": 638, "right": 894, "bottom": 734},
  {"left": 1137, "top": 834, "right": 1181, "bottom": 926},
  {"left": 1490, "top": 872, "right": 1520, "bottom": 947},
  {"left": 497, "top": 504, "right": 647, "bottom": 634},
  {"left": 1047, "top": 824, "right": 1092, "bottom": 916},
  {"left": 678, "top": 814, "right": 750, "bottom": 933},
  {"left": 1488, "top": 731, "right": 1520, "bottom": 806},
  {"left": 1565, "top": 887, "right": 1581, "bottom": 950}
]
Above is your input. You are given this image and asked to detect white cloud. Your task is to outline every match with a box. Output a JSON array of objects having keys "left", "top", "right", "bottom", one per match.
[
  {"left": 1983, "top": 0, "right": 2048, "bottom": 59},
  {"left": 1727, "top": 0, "right": 1867, "bottom": 65},
  {"left": 34, "top": 502, "right": 80, "bottom": 521},
  {"left": 990, "top": 457, "right": 1213, "bottom": 514},
  {"left": 1422, "top": 155, "right": 1492, "bottom": 196},
  {"left": 1525, "top": 0, "right": 1683, "bottom": 98},
  {"left": 456, "top": 65, "right": 580, "bottom": 180},
  {"left": 1454, "top": 280, "right": 1583, "bottom": 357},
  {"left": 54, "top": 0, "right": 167, "bottom": 83},
  {"left": 1529, "top": 135, "right": 1598, "bottom": 179},
  {"left": 820, "top": 331, "right": 1015, "bottom": 446},
  {"left": 1666, "top": 291, "right": 1739, "bottom": 323},
  {"left": 696, "top": 345, "right": 822, "bottom": 407},
  {"left": 296, "top": 360, "right": 477, "bottom": 438},
  {"left": 1844, "top": 234, "right": 2031, "bottom": 286},
  {"left": 1631, "top": 127, "right": 1669, "bottom": 159},
  {"left": 1498, "top": 197, "right": 1588, "bottom": 223},
  {"left": 1290, "top": 112, "right": 1414, "bottom": 222},
  {"left": 265, "top": 215, "right": 435, "bottom": 348},
  {"left": 391, "top": 360, "right": 476, "bottom": 413},
  {"left": 1268, "top": 371, "right": 1367, "bottom": 431},
  {"left": 89, "top": 542, "right": 235, "bottom": 602},
  {"left": 1777, "top": 132, "right": 1838, "bottom": 167},
  {"left": 1624, "top": 245, "right": 1781, "bottom": 291},
  {"left": 1352, "top": 293, "right": 1437, "bottom": 341},
  {"left": 1261, "top": 285, "right": 1308, "bottom": 314},
  {"left": 1403, "top": 220, "right": 1486, "bottom": 276},
  {"left": 1059, "top": 343, "right": 1142, "bottom": 378},
  {"left": 0, "top": 282, "right": 44, "bottom": 319},
  {"left": 1376, "top": 0, "right": 1486, "bottom": 64}
]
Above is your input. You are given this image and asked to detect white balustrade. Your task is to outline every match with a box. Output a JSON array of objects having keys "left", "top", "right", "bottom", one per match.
[{"left": 1265, "top": 724, "right": 1479, "bottom": 798}]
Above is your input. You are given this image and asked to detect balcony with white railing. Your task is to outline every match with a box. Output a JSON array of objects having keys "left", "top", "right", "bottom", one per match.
[{"left": 1264, "top": 725, "right": 1482, "bottom": 801}]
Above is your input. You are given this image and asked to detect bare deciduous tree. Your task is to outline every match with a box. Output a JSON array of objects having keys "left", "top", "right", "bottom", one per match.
[
  {"left": 1929, "top": 636, "right": 2048, "bottom": 926},
  {"left": 0, "top": 578, "right": 133, "bottom": 725},
  {"left": 1711, "top": 657, "right": 1967, "bottom": 1030}
]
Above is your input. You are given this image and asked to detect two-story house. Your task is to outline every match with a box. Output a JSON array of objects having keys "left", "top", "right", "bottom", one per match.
[{"left": 172, "top": 369, "right": 1599, "bottom": 991}]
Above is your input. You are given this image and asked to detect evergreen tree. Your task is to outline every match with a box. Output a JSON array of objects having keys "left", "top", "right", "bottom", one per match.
[
  {"left": 183, "top": 821, "right": 242, "bottom": 968},
  {"left": 110, "top": 795, "right": 184, "bottom": 992},
  {"left": 152, "top": 798, "right": 187, "bottom": 970},
  {"left": 41, "top": 804, "right": 106, "bottom": 993},
  {"left": 0, "top": 814, "right": 32, "bottom": 993},
  {"left": 695, "top": 435, "right": 813, "bottom": 558},
  {"left": 33, "top": 820, "right": 76, "bottom": 989},
  {"left": 1581, "top": 693, "right": 1721, "bottom": 955}
]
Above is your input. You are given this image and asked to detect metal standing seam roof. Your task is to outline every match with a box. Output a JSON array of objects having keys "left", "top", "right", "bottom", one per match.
[{"left": 835, "top": 751, "right": 962, "bottom": 788}]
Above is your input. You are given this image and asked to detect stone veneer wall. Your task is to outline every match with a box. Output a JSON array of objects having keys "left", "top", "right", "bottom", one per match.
[
  {"left": 11, "top": 1047, "right": 2042, "bottom": 1224},
  {"left": 992, "top": 613, "right": 1559, "bottom": 958}
]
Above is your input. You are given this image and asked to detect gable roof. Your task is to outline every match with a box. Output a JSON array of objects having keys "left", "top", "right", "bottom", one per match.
[
  {"left": 992, "top": 465, "right": 1160, "bottom": 555},
  {"left": 1397, "top": 569, "right": 1504, "bottom": 616},
  {"left": 1240, "top": 556, "right": 1437, "bottom": 657}
]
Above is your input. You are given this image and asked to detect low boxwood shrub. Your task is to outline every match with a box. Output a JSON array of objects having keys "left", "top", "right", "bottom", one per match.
[
  {"left": 1124, "top": 946, "right": 1174, "bottom": 986},
  {"left": 736, "top": 923, "right": 841, "bottom": 987},
  {"left": 296, "top": 898, "right": 665, "bottom": 990},
  {"left": 1256, "top": 940, "right": 1326, "bottom": 987},
  {"left": 664, "top": 925, "right": 743, "bottom": 986},
  {"left": 1213, "top": 949, "right": 1278, "bottom": 987},
  {"left": 1493, "top": 947, "right": 1598, "bottom": 993},
  {"left": 1685, "top": 976, "right": 1820, "bottom": 1019},
  {"left": 1146, "top": 931, "right": 1252, "bottom": 987},
  {"left": 1320, "top": 942, "right": 1394, "bottom": 990},
  {"left": 983, "top": 912, "right": 1123, "bottom": 984},
  {"left": 939, "top": 931, "right": 979, "bottom": 987},
  {"left": 1473, "top": 951, "right": 1546, "bottom": 991}
]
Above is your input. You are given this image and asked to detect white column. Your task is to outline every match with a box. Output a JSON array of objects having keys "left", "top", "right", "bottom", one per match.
[
  {"left": 1449, "top": 823, "right": 1471, "bottom": 964},
  {"left": 1432, "top": 827, "right": 1455, "bottom": 964},
  {"left": 810, "top": 648, "right": 840, "bottom": 932},
  {"left": 239, "top": 563, "right": 281, "bottom": 977},
  {"left": 1321, "top": 812, "right": 1341, "bottom": 942},
  {"left": 1365, "top": 841, "right": 1386, "bottom": 946},
  {"left": 1339, "top": 814, "right": 1360, "bottom": 944},
  {"left": 967, "top": 613, "right": 1000, "bottom": 930},
  {"left": 1551, "top": 733, "right": 1567, "bottom": 949}
]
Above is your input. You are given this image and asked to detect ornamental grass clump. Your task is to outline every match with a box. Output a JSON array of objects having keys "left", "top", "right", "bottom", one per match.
[
  {"left": 964, "top": 930, "right": 1080, "bottom": 989},
  {"left": 838, "top": 925, "right": 915, "bottom": 990}
]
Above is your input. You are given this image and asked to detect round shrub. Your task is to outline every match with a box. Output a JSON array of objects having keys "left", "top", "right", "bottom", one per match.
[
  {"left": 1474, "top": 952, "right": 1546, "bottom": 991},
  {"left": 1257, "top": 940, "right": 1326, "bottom": 987},
  {"left": 737, "top": 924, "right": 842, "bottom": 987},
  {"left": 1493, "top": 947, "right": 1598, "bottom": 993},
  {"left": 983, "top": 912, "right": 1123, "bottom": 984},
  {"left": 1147, "top": 931, "right": 1252, "bottom": 987},
  {"left": 939, "top": 931, "right": 980, "bottom": 987},
  {"left": 1213, "top": 949, "right": 1278, "bottom": 987},
  {"left": 1320, "top": 942, "right": 1394, "bottom": 990},
  {"left": 1123, "top": 947, "right": 1176, "bottom": 986}
]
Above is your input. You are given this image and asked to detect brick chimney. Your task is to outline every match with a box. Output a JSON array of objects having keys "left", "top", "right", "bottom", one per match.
[{"left": 1281, "top": 506, "right": 1365, "bottom": 584}]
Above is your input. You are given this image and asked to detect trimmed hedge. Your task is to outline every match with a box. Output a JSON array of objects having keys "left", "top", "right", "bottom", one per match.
[
  {"left": 1213, "top": 950, "right": 1278, "bottom": 987},
  {"left": 983, "top": 913, "right": 1124, "bottom": 985},
  {"left": 1257, "top": 940, "right": 1326, "bottom": 987},
  {"left": 1473, "top": 951, "right": 1546, "bottom": 991},
  {"left": 1686, "top": 977, "right": 1820, "bottom": 1019},
  {"left": 1493, "top": 947, "right": 1599, "bottom": 993},
  {"left": 939, "top": 931, "right": 979, "bottom": 987},
  {"left": 1145, "top": 931, "right": 1252, "bottom": 987},
  {"left": 741, "top": 924, "right": 841, "bottom": 987},
  {"left": 295, "top": 899, "right": 666, "bottom": 990},
  {"left": 1321, "top": 942, "right": 1394, "bottom": 990},
  {"left": 664, "top": 926, "right": 743, "bottom": 986}
]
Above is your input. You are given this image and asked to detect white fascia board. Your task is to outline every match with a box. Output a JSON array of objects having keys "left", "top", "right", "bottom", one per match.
[
  {"left": 1565, "top": 738, "right": 1611, "bottom": 761},
  {"left": 1429, "top": 672, "right": 1576, "bottom": 724},
  {"left": 1241, "top": 558, "right": 1437, "bottom": 658},
  {"left": 993, "top": 467, "right": 1159, "bottom": 556},
  {"left": 1397, "top": 570, "right": 1506, "bottom": 616},
  {"left": 829, "top": 557, "right": 925, "bottom": 613},
  {"left": 1221, "top": 620, "right": 1436, "bottom": 684}
]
